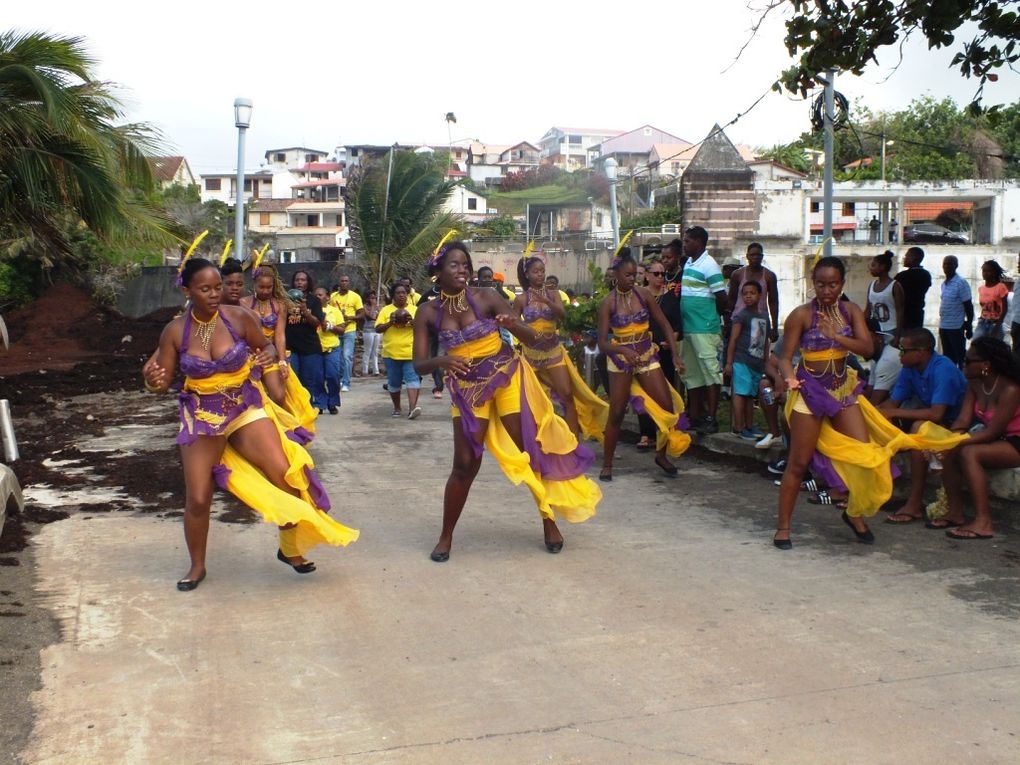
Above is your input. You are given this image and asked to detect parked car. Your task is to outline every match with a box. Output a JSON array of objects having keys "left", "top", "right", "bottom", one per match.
[{"left": 902, "top": 223, "right": 968, "bottom": 245}]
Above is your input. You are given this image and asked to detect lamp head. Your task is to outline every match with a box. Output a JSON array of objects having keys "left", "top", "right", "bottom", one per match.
[{"left": 234, "top": 98, "right": 253, "bottom": 128}]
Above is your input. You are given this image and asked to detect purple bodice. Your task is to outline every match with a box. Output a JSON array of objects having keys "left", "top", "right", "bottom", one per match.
[
  {"left": 800, "top": 299, "right": 853, "bottom": 353},
  {"left": 609, "top": 289, "right": 650, "bottom": 329},
  {"left": 247, "top": 297, "right": 278, "bottom": 330},
  {"left": 523, "top": 293, "right": 555, "bottom": 324},
  {"left": 178, "top": 311, "right": 250, "bottom": 378},
  {"left": 439, "top": 318, "right": 499, "bottom": 350}
]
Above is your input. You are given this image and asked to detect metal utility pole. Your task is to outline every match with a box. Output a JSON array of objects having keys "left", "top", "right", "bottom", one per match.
[
  {"left": 605, "top": 157, "right": 620, "bottom": 251},
  {"left": 823, "top": 70, "right": 834, "bottom": 258}
]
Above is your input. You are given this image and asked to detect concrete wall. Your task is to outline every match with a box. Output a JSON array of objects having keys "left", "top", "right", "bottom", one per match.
[
  {"left": 731, "top": 242, "right": 1020, "bottom": 335},
  {"left": 116, "top": 264, "right": 347, "bottom": 318}
]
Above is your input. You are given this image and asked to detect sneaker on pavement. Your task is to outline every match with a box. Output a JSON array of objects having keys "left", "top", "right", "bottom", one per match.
[
  {"left": 767, "top": 457, "right": 787, "bottom": 475},
  {"left": 755, "top": 433, "right": 778, "bottom": 450},
  {"left": 341, "top": 384, "right": 351, "bottom": 392},
  {"left": 408, "top": 406, "right": 422, "bottom": 420},
  {"left": 391, "top": 410, "right": 401, "bottom": 417},
  {"left": 748, "top": 427, "right": 766, "bottom": 439},
  {"left": 738, "top": 428, "right": 759, "bottom": 441}
]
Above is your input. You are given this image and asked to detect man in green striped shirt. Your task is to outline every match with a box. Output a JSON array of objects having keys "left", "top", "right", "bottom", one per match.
[{"left": 680, "top": 226, "right": 729, "bottom": 433}]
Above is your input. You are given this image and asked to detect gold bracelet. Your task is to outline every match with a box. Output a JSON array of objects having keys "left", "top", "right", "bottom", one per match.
[{"left": 143, "top": 380, "right": 161, "bottom": 393}]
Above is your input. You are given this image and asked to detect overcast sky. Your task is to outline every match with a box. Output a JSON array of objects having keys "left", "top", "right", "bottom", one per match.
[{"left": 8, "top": 1, "right": 1020, "bottom": 173}]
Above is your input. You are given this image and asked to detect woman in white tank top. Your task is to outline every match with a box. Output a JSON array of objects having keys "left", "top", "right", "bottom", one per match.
[{"left": 865, "top": 251, "right": 904, "bottom": 345}]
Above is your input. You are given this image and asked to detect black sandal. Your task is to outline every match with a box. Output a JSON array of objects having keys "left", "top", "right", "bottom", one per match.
[
  {"left": 176, "top": 572, "right": 206, "bottom": 591},
  {"left": 841, "top": 511, "right": 875, "bottom": 544},
  {"left": 277, "top": 548, "right": 316, "bottom": 573},
  {"left": 654, "top": 455, "right": 678, "bottom": 476},
  {"left": 773, "top": 529, "right": 792, "bottom": 550}
]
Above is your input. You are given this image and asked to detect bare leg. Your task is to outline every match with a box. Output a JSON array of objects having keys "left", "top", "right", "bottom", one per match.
[
  {"left": 262, "top": 370, "right": 287, "bottom": 407},
  {"left": 957, "top": 442, "right": 1020, "bottom": 537},
  {"left": 229, "top": 418, "right": 309, "bottom": 564},
  {"left": 540, "top": 365, "right": 580, "bottom": 438},
  {"left": 499, "top": 411, "right": 564, "bottom": 549},
  {"left": 776, "top": 410, "right": 823, "bottom": 545},
  {"left": 687, "top": 386, "right": 705, "bottom": 422},
  {"left": 634, "top": 366, "right": 678, "bottom": 472},
  {"left": 706, "top": 383, "right": 721, "bottom": 420},
  {"left": 407, "top": 386, "right": 420, "bottom": 411},
  {"left": 178, "top": 435, "right": 227, "bottom": 584},
  {"left": 940, "top": 445, "right": 969, "bottom": 525},
  {"left": 602, "top": 370, "right": 634, "bottom": 478},
  {"left": 432, "top": 416, "right": 485, "bottom": 560},
  {"left": 731, "top": 394, "right": 747, "bottom": 432},
  {"left": 829, "top": 403, "right": 873, "bottom": 534},
  {"left": 389, "top": 389, "right": 402, "bottom": 412}
]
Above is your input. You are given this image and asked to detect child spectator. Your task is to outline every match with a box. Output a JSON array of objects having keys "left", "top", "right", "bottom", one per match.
[
  {"left": 975, "top": 260, "right": 1009, "bottom": 341},
  {"left": 724, "top": 281, "right": 770, "bottom": 440}
]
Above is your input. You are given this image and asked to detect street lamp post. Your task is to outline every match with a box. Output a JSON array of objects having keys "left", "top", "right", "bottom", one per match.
[
  {"left": 233, "top": 98, "right": 253, "bottom": 263},
  {"left": 605, "top": 157, "right": 619, "bottom": 251}
]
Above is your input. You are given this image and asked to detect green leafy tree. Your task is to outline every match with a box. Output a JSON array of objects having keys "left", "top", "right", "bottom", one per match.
[
  {"left": 472, "top": 214, "right": 519, "bottom": 237},
  {"left": 770, "top": 0, "right": 1020, "bottom": 111},
  {"left": 0, "top": 30, "right": 172, "bottom": 275},
  {"left": 755, "top": 142, "right": 812, "bottom": 173},
  {"left": 620, "top": 207, "right": 682, "bottom": 231},
  {"left": 345, "top": 149, "right": 463, "bottom": 287}
]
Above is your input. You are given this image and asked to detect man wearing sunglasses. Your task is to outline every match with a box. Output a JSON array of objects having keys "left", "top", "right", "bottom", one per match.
[{"left": 879, "top": 328, "right": 967, "bottom": 524}]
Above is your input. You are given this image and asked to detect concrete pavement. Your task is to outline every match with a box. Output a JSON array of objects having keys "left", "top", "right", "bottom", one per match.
[{"left": 20, "top": 380, "right": 1020, "bottom": 763}]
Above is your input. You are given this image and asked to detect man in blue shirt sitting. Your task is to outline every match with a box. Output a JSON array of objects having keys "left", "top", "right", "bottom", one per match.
[{"left": 879, "top": 327, "right": 967, "bottom": 524}]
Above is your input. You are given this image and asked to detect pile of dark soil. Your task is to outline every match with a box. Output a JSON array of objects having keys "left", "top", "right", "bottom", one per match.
[{"left": 1, "top": 282, "right": 170, "bottom": 377}]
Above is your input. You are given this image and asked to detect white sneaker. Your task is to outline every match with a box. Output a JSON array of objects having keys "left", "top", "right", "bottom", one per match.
[
  {"left": 341, "top": 384, "right": 350, "bottom": 392},
  {"left": 755, "top": 433, "right": 778, "bottom": 450},
  {"left": 408, "top": 406, "right": 422, "bottom": 420}
]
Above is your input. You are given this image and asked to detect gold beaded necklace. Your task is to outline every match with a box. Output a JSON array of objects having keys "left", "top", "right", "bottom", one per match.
[
  {"left": 191, "top": 310, "right": 218, "bottom": 352},
  {"left": 615, "top": 287, "right": 634, "bottom": 313},
  {"left": 440, "top": 289, "right": 468, "bottom": 315}
]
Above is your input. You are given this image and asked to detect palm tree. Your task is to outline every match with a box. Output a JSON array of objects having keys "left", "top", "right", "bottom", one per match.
[
  {"left": 0, "top": 30, "right": 170, "bottom": 269},
  {"left": 345, "top": 149, "right": 462, "bottom": 289}
]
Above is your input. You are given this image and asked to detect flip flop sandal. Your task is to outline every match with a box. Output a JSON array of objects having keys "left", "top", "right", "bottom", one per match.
[
  {"left": 885, "top": 513, "right": 923, "bottom": 524},
  {"left": 945, "top": 528, "right": 994, "bottom": 540},
  {"left": 807, "top": 490, "right": 847, "bottom": 508},
  {"left": 925, "top": 518, "right": 963, "bottom": 530}
]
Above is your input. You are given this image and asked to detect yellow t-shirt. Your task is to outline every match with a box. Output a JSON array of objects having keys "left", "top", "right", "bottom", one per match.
[
  {"left": 318, "top": 305, "right": 343, "bottom": 351},
  {"left": 377, "top": 303, "right": 416, "bottom": 360},
  {"left": 329, "top": 290, "right": 364, "bottom": 332}
]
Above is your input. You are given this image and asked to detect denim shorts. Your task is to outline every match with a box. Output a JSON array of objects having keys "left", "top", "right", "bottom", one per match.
[{"left": 385, "top": 358, "right": 421, "bottom": 390}]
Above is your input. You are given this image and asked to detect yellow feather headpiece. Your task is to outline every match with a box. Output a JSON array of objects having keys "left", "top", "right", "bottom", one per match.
[
  {"left": 219, "top": 239, "right": 233, "bottom": 267},
  {"left": 428, "top": 229, "right": 459, "bottom": 267},
  {"left": 612, "top": 230, "right": 634, "bottom": 261},
  {"left": 176, "top": 230, "right": 209, "bottom": 285}
]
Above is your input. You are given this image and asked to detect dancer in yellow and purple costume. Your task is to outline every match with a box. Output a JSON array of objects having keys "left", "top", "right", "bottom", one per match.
[
  {"left": 143, "top": 258, "right": 357, "bottom": 591},
  {"left": 774, "top": 256, "right": 967, "bottom": 550},
  {"left": 513, "top": 253, "right": 607, "bottom": 441},
  {"left": 597, "top": 250, "right": 690, "bottom": 482},
  {"left": 244, "top": 263, "right": 317, "bottom": 441},
  {"left": 413, "top": 238, "right": 602, "bottom": 563}
]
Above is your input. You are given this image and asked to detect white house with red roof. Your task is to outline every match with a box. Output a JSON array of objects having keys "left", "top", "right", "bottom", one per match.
[
  {"left": 148, "top": 156, "right": 196, "bottom": 189},
  {"left": 538, "top": 126, "right": 624, "bottom": 170}
]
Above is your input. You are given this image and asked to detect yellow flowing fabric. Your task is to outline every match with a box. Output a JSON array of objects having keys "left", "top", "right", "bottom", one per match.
[
  {"left": 610, "top": 313, "right": 689, "bottom": 457},
  {"left": 281, "top": 366, "right": 317, "bottom": 434},
  {"left": 451, "top": 331, "right": 602, "bottom": 523},
  {"left": 184, "top": 364, "right": 358, "bottom": 556},
  {"left": 630, "top": 377, "right": 691, "bottom": 457},
  {"left": 785, "top": 382, "right": 968, "bottom": 518},
  {"left": 561, "top": 353, "right": 609, "bottom": 443},
  {"left": 259, "top": 361, "right": 317, "bottom": 439}
]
